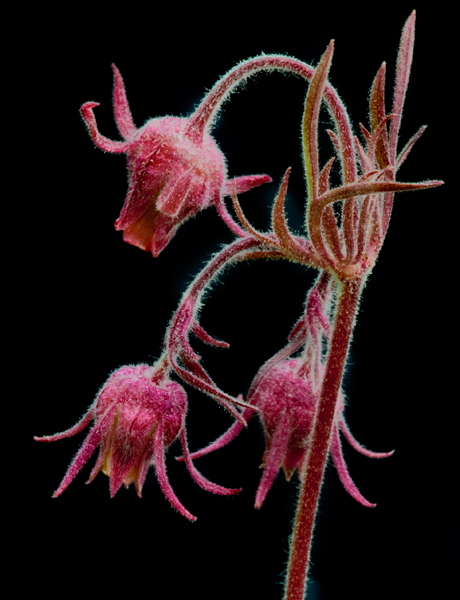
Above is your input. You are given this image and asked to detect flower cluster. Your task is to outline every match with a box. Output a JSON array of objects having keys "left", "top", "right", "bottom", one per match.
[{"left": 37, "top": 14, "right": 442, "bottom": 563}]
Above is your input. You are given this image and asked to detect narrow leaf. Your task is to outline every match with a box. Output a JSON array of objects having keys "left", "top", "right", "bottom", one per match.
[
  {"left": 318, "top": 178, "right": 443, "bottom": 208},
  {"left": 389, "top": 11, "right": 416, "bottom": 161},
  {"left": 369, "top": 62, "right": 389, "bottom": 169},
  {"left": 232, "top": 183, "right": 274, "bottom": 245},
  {"left": 303, "top": 41, "right": 334, "bottom": 205},
  {"left": 395, "top": 125, "right": 426, "bottom": 171}
]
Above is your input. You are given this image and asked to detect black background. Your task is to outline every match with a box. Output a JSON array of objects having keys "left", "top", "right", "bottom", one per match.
[{"left": 20, "top": 4, "right": 456, "bottom": 599}]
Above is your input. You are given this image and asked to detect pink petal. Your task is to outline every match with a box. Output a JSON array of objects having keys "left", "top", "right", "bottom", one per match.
[
  {"left": 330, "top": 423, "right": 376, "bottom": 508},
  {"left": 154, "top": 421, "right": 196, "bottom": 521},
  {"left": 156, "top": 170, "right": 194, "bottom": 216},
  {"left": 179, "top": 430, "right": 241, "bottom": 496},
  {"left": 148, "top": 215, "right": 181, "bottom": 257},
  {"left": 135, "top": 430, "right": 157, "bottom": 498},
  {"left": 255, "top": 411, "right": 291, "bottom": 509},
  {"left": 86, "top": 434, "right": 111, "bottom": 485},
  {"left": 114, "top": 141, "right": 163, "bottom": 230},
  {"left": 108, "top": 409, "right": 142, "bottom": 498}
]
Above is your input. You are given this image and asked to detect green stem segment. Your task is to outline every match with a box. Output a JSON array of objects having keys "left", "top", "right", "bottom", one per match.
[{"left": 284, "top": 276, "right": 364, "bottom": 600}]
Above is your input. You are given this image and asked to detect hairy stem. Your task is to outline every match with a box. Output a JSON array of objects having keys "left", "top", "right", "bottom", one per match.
[{"left": 284, "top": 276, "right": 364, "bottom": 600}]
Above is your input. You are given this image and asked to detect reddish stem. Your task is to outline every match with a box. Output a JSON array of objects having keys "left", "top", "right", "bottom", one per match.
[{"left": 284, "top": 276, "right": 364, "bottom": 600}]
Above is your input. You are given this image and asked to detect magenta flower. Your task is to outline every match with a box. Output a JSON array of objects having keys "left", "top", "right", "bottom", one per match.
[
  {"left": 35, "top": 364, "right": 240, "bottom": 521},
  {"left": 81, "top": 65, "right": 271, "bottom": 256},
  {"left": 250, "top": 358, "right": 393, "bottom": 508},
  {"left": 182, "top": 357, "right": 392, "bottom": 510}
]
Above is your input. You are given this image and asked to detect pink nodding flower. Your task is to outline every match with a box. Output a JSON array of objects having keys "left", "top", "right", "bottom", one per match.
[
  {"left": 182, "top": 357, "right": 393, "bottom": 510},
  {"left": 35, "top": 364, "right": 240, "bottom": 521},
  {"left": 81, "top": 64, "right": 271, "bottom": 256},
  {"left": 249, "top": 358, "right": 393, "bottom": 509}
]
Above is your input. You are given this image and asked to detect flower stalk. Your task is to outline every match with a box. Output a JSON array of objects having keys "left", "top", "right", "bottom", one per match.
[{"left": 284, "top": 276, "right": 364, "bottom": 600}]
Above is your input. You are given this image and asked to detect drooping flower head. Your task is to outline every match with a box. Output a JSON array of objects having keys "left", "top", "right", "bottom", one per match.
[
  {"left": 251, "top": 357, "right": 390, "bottom": 509},
  {"left": 81, "top": 64, "right": 271, "bottom": 256},
  {"left": 253, "top": 359, "right": 316, "bottom": 481},
  {"left": 35, "top": 363, "right": 240, "bottom": 521},
  {"left": 178, "top": 353, "right": 392, "bottom": 510},
  {"left": 178, "top": 270, "right": 392, "bottom": 510}
]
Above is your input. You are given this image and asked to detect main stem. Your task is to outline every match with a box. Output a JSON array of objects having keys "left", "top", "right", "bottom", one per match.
[{"left": 284, "top": 275, "right": 364, "bottom": 600}]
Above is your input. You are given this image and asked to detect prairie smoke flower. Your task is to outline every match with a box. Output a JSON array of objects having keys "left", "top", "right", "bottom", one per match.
[
  {"left": 35, "top": 364, "right": 240, "bottom": 521},
  {"left": 81, "top": 65, "right": 271, "bottom": 256},
  {"left": 250, "top": 358, "right": 394, "bottom": 508},
  {"left": 182, "top": 358, "right": 392, "bottom": 509}
]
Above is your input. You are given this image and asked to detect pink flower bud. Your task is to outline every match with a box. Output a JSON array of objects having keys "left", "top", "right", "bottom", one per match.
[
  {"left": 251, "top": 358, "right": 391, "bottom": 508},
  {"left": 252, "top": 359, "right": 316, "bottom": 507}
]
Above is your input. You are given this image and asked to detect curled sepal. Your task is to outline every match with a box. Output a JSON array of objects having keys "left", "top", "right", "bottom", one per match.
[
  {"left": 176, "top": 404, "right": 254, "bottom": 462},
  {"left": 54, "top": 406, "right": 118, "bottom": 498},
  {"left": 112, "top": 63, "right": 136, "bottom": 141},
  {"left": 179, "top": 430, "right": 241, "bottom": 496},
  {"left": 34, "top": 408, "right": 95, "bottom": 443},
  {"left": 191, "top": 321, "right": 230, "bottom": 348},
  {"left": 255, "top": 411, "right": 291, "bottom": 509},
  {"left": 340, "top": 418, "right": 394, "bottom": 459},
  {"left": 330, "top": 423, "right": 376, "bottom": 507},
  {"left": 80, "top": 102, "right": 131, "bottom": 153},
  {"left": 171, "top": 359, "right": 251, "bottom": 425},
  {"left": 154, "top": 421, "right": 196, "bottom": 521}
]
